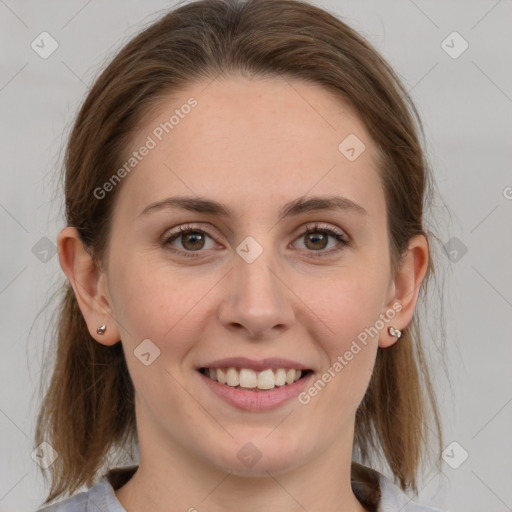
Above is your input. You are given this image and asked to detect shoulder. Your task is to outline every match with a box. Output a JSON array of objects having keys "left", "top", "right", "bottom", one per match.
[
  {"left": 34, "top": 465, "right": 137, "bottom": 512},
  {"left": 351, "top": 462, "right": 449, "bottom": 512},
  {"left": 377, "top": 471, "right": 448, "bottom": 512},
  {"left": 34, "top": 477, "right": 127, "bottom": 512},
  {"left": 35, "top": 489, "right": 89, "bottom": 512}
]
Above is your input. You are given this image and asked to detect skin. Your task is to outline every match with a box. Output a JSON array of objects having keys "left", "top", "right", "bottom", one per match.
[{"left": 58, "top": 75, "right": 429, "bottom": 512}]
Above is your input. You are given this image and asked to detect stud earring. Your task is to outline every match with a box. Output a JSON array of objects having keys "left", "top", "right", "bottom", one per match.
[
  {"left": 96, "top": 324, "right": 107, "bottom": 335},
  {"left": 387, "top": 326, "right": 402, "bottom": 339}
]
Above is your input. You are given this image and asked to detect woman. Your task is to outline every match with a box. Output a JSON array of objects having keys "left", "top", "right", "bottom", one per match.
[{"left": 34, "top": 0, "right": 448, "bottom": 510}]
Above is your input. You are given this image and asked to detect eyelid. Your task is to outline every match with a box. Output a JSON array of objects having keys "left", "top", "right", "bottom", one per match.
[
  {"left": 299, "top": 222, "right": 348, "bottom": 239},
  {"left": 162, "top": 223, "right": 218, "bottom": 242},
  {"left": 164, "top": 222, "right": 348, "bottom": 240}
]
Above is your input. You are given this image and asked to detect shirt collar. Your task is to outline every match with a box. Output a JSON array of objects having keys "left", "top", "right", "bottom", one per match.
[{"left": 98, "top": 462, "right": 440, "bottom": 512}]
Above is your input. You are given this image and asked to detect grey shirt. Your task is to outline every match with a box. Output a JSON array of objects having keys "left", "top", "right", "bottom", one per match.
[{"left": 35, "top": 464, "right": 448, "bottom": 512}]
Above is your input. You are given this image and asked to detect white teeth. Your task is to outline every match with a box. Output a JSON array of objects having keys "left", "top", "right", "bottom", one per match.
[
  {"left": 275, "top": 368, "right": 287, "bottom": 386},
  {"left": 204, "top": 367, "right": 306, "bottom": 390},
  {"left": 217, "top": 368, "right": 227, "bottom": 385},
  {"left": 226, "top": 367, "right": 240, "bottom": 387},
  {"left": 257, "top": 369, "right": 275, "bottom": 390},
  {"left": 239, "top": 368, "right": 258, "bottom": 388}
]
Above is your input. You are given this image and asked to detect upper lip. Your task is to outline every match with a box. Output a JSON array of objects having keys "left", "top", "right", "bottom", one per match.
[{"left": 197, "top": 357, "right": 311, "bottom": 372}]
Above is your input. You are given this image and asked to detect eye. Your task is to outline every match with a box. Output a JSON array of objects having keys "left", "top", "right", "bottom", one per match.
[
  {"left": 162, "top": 225, "right": 217, "bottom": 257},
  {"left": 293, "top": 223, "right": 350, "bottom": 257},
  {"left": 162, "top": 222, "right": 350, "bottom": 259}
]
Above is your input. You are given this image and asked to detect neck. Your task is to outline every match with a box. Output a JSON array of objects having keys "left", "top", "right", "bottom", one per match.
[{"left": 115, "top": 401, "right": 370, "bottom": 512}]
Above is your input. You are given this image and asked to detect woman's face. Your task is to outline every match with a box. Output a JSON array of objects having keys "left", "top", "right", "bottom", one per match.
[{"left": 100, "top": 76, "right": 402, "bottom": 475}]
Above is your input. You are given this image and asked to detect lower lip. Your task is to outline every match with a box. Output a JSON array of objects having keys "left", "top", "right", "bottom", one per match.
[{"left": 198, "top": 370, "right": 314, "bottom": 411}]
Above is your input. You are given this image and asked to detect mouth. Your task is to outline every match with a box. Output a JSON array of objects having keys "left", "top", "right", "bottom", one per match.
[{"left": 198, "top": 367, "right": 314, "bottom": 392}]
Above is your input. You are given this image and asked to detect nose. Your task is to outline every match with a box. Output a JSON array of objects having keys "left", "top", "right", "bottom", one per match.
[{"left": 218, "top": 248, "right": 296, "bottom": 340}]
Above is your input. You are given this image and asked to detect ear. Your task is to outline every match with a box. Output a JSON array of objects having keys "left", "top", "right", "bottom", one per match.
[
  {"left": 379, "top": 234, "right": 429, "bottom": 349},
  {"left": 57, "top": 226, "right": 120, "bottom": 346}
]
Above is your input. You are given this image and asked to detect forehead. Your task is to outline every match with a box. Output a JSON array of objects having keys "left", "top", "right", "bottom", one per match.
[{"left": 113, "top": 76, "right": 384, "bottom": 224}]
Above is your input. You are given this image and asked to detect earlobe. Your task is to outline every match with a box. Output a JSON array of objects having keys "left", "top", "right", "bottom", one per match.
[
  {"left": 57, "top": 226, "right": 120, "bottom": 346},
  {"left": 379, "top": 234, "right": 429, "bottom": 349}
]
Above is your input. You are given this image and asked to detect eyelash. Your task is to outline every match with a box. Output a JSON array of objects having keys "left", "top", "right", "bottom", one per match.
[{"left": 162, "top": 223, "right": 350, "bottom": 259}]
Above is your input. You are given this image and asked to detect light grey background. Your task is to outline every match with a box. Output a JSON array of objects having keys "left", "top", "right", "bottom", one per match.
[{"left": 1, "top": 1, "right": 511, "bottom": 511}]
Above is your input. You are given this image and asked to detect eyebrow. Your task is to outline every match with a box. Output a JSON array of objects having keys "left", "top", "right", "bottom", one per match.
[{"left": 138, "top": 194, "right": 368, "bottom": 220}]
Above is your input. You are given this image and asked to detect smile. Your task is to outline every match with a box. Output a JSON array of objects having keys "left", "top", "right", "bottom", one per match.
[{"left": 199, "top": 367, "right": 312, "bottom": 391}]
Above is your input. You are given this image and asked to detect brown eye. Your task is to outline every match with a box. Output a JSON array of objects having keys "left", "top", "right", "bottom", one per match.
[
  {"left": 294, "top": 223, "right": 349, "bottom": 256},
  {"left": 163, "top": 226, "right": 217, "bottom": 258},
  {"left": 303, "top": 231, "right": 330, "bottom": 250},
  {"left": 162, "top": 222, "right": 349, "bottom": 259},
  {"left": 179, "top": 230, "right": 207, "bottom": 251}
]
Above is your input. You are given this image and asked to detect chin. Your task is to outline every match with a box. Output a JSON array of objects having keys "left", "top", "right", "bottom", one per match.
[{"left": 208, "top": 439, "right": 308, "bottom": 477}]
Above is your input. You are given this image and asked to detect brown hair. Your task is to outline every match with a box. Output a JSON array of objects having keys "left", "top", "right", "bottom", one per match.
[{"left": 35, "top": 0, "right": 447, "bottom": 505}]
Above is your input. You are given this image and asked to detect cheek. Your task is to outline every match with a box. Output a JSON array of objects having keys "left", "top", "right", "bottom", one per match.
[
  {"left": 317, "top": 269, "right": 388, "bottom": 345},
  {"left": 109, "top": 256, "right": 218, "bottom": 349},
  {"left": 306, "top": 272, "right": 386, "bottom": 406},
  {"left": 108, "top": 259, "right": 210, "bottom": 407}
]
